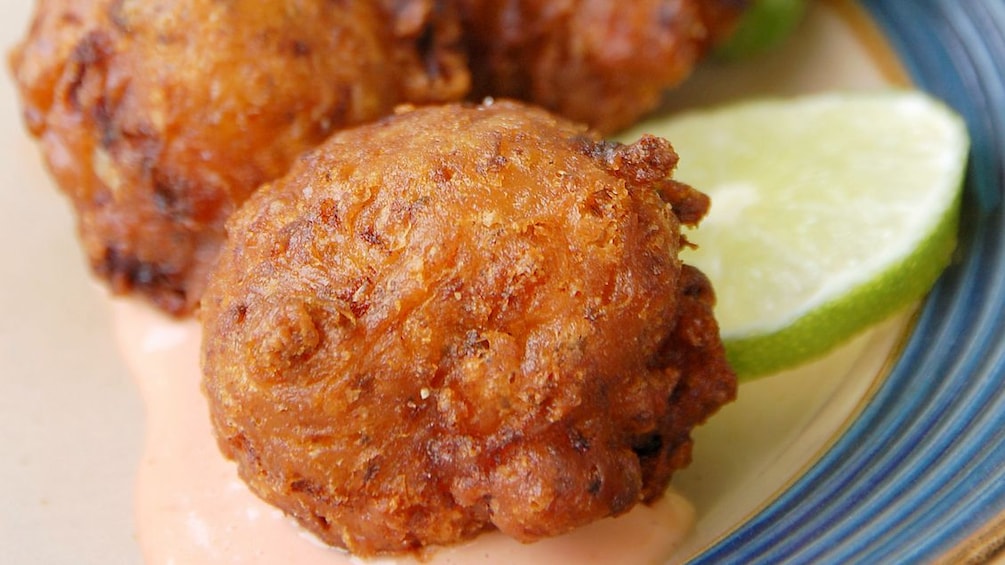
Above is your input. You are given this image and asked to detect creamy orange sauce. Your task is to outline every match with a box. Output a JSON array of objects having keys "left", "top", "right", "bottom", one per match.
[{"left": 113, "top": 300, "right": 695, "bottom": 564}]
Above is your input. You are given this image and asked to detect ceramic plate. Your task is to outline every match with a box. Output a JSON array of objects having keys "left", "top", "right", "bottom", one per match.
[
  {"left": 686, "top": 1, "right": 1005, "bottom": 562},
  {"left": 1, "top": 1, "right": 1002, "bottom": 563}
]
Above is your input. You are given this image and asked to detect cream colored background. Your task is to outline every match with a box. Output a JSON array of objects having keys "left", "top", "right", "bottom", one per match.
[{"left": 0, "top": 2, "right": 142, "bottom": 563}]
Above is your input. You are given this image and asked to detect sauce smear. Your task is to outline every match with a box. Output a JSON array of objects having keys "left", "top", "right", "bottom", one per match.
[{"left": 113, "top": 300, "right": 694, "bottom": 564}]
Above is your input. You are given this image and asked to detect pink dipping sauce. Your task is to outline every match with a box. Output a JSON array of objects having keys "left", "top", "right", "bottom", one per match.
[{"left": 114, "top": 300, "right": 695, "bottom": 564}]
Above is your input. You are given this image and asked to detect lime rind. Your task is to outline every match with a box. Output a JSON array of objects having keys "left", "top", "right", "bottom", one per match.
[
  {"left": 716, "top": 0, "right": 809, "bottom": 60},
  {"left": 622, "top": 91, "right": 969, "bottom": 380},
  {"left": 725, "top": 185, "right": 961, "bottom": 378}
]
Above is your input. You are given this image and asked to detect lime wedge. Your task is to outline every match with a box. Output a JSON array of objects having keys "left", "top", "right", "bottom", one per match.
[
  {"left": 621, "top": 92, "right": 969, "bottom": 379},
  {"left": 716, "top": 0, "right": 809, "bottom": 60}
]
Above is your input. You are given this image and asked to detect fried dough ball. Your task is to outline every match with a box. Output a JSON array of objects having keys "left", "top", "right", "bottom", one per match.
[
  {"left": 458, "top": 0, "right": 747, "bottom": 133},
  {"left": 201, "top": 100, "right": 736, "bottom": 556},
  {"left": 9, "top": 0, "right": 468, "bottom": 315}
]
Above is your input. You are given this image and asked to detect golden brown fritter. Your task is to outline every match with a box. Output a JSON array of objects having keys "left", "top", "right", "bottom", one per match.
[
  {"left": 458, "top": 0, "right": 747, "bottom": 133},
  {"left": 201, "top": 100, "right": 736, "bottom": 556},
  {"left": 9, "top": 0, "right": 469, "bottom": 315}
]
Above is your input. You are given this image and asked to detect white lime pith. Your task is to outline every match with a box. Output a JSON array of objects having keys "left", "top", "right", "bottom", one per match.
[{"left": 622, "top": 91, "right": 969, "bottom": 379}]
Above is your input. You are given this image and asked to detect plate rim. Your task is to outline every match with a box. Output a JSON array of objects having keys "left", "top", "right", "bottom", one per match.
[{"left": 688, "top": 0, "right": 1005, "bottom": 562}]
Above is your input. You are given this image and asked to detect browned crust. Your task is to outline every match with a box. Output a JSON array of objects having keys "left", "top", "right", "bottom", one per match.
[
  {"left": 8, "top": 0, "right": 469, "bottom": 314},
  {"left": 201, "top": 101, "right": 736, "bottom": 556}
]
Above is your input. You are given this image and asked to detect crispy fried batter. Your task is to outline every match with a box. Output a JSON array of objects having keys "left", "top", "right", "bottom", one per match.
[
  {"left": 10, "top": 0, "right": 746, "bottom": 313},
  {"left": 9, "top": 0, "right": 469, "bottom": 315},
  {"left": 458, "top": 0, "right": 747, "bottom": 133},
  {"left": 201, "top": 100, "right": 736, "bottom": 556}
]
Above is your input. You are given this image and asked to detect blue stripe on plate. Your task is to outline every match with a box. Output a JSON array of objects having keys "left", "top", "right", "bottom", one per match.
[{"left": 688, "top": 1, "right": 1005, "bottom": 562}]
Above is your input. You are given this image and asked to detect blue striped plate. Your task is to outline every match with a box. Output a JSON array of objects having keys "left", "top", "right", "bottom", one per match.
[{"left": 689, "top": 1, "right": 1005, "bottom": 562}]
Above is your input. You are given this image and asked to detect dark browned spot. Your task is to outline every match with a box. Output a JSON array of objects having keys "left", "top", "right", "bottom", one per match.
[
  {"left": 632, "top": 433, "right": 663, "bottom": 461},
  {"left": 587, "top": 467, "right": 603, "bottom": 496},
  {"left": 290, "top": 39, "right": 311, "bottom": 57},
  {"left": 359, "top": 226, "right": 385, "bottom": 248},
  {"left": 318, "top": 198, "right": 341, "bottom": 228},
  {"left": 568, "top": 428, "right": 591, "bottom": 454}
]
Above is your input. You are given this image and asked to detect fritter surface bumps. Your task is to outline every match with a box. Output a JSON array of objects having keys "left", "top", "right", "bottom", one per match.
[
  {"left": 9, "top": 0, "right": 467, "bottom": 314},
  {"left": 201, "top": 101, "right": 736, "bottom": 556}
]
